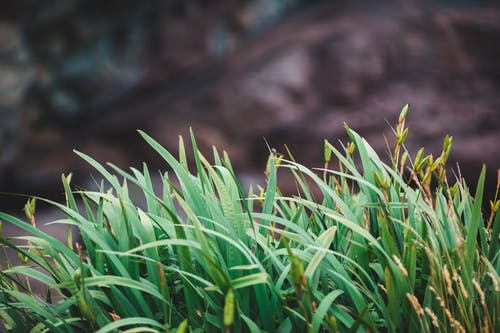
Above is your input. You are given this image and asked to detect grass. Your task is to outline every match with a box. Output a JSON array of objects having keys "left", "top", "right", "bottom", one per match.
[{"left": 0, "top": 105, "right": 498, "bottom": 332}]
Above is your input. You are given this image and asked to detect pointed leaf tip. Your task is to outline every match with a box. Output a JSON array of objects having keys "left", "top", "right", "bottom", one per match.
[{"left": 399, "top": 104, "right": 409, "bottom": 121}]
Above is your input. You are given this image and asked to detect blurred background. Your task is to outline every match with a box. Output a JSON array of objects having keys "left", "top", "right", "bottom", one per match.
[{"left": 1, "top": 0, "right": 500, "bottom": 215}]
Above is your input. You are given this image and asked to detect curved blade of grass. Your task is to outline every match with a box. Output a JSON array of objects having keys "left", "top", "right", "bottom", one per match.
[
  {"left": 205, "top": 273, "right": 268, "bottom": 292},
  {"left": 94, "top": 317, "right": 164, "bottom": 333},
  {"left": 73, "top": 150, "right": 121, "bottom": 191},
  {"left": 241, "top": 314, "right": 263, "bottom": 333},
  {"left": 54, "top": 276, "right": 165, "bottom": 303},
  {"left": 305, "top": 226, "right": 337, "bottom": 285},
  {"left": 3, "top": 266, "right": 55, "bottom": 287},
  {"left": 261, "top": 154, "right": 277, "bottom": 235},
  {"left": 311, "top": 289, "right": 344, "bottom": 333},
  {"left": 466, "top": 165, "right": 486, "bottom": 259}
]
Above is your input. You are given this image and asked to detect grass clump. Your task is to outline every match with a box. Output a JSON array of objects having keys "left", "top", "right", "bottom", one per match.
[{"left": 0, "top": 106, "right": 498, "bottom": 332}]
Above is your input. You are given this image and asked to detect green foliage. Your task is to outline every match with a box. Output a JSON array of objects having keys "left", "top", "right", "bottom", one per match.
[{"left": 0, "top": 108, "right": 498, "bottom": 332}]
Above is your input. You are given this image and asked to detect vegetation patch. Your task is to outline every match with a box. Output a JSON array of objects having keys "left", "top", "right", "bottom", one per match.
[{"left": 0, "top": 106, "right": 498, "bottom": 332}]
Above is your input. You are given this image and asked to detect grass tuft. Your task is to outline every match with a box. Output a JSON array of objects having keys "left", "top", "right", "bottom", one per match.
[{"left": 0, "top": 107, "right": 498, "bottom": 332}]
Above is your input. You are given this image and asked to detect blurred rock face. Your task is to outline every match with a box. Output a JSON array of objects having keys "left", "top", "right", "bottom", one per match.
[
  {"left": 0, "top": 1, "right": 499, "bottom": 209},
  {"left": 0, "top": 0, "right": 301, "bottom": 189},
  {"left": 0, "top": 0, "right": 301, "bottom": 120},
  {"left": 0, "top": 22, "right": 33, "bottom": 175}
]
